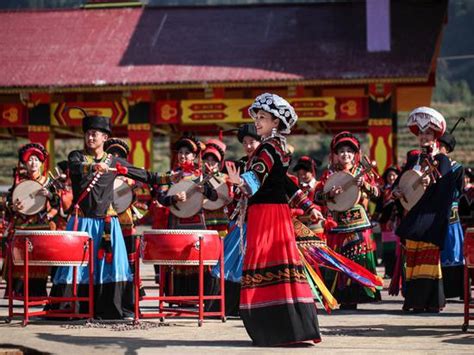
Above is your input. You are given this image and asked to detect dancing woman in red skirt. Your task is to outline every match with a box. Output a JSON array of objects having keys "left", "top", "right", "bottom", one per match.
[{"left": 226, "top": 93, "right": 324, "bottom": 346}]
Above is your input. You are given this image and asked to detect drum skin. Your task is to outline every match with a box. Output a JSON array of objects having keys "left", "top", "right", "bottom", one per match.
[
  {"left": 398, "top": 169, "right": 424, "bottom": 211},
  {"left": 167, "top": 180, "right": 204, "bottom": 218},
  {"left": 113, "top": 177, "right": 133, "bottom": 214},
  {"left": 323, "top": 171, "right": 360, "bottom": 212},
  {"left": 12, "top": 230, "right": 90, "bottom": 266},
  {"left": 142, "top": 229, "right": 220, "bottom": 265},
  {"left": 464, "top": 227, "right": 474, "bottom": 267},
  {"left": 12, "top": 180, "right": 47, "bottom": 216}
]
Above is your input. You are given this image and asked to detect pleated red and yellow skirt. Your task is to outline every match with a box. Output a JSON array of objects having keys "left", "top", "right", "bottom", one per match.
[{"left": 240, "top": 203, "right": 321, "bottom": 346}]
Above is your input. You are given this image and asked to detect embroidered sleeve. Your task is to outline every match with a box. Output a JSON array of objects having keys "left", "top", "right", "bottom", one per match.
[
  {"left": 240, "top": 144, "right": 277, "bottom": 197},
  {"left": 119, "top": 157, "right": 173, "bottom": 186},
  {"left": 285, "top": 175, "right": 317, "bottom": 213}
]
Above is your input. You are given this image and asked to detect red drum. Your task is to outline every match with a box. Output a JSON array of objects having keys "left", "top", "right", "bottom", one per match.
[
  {"left": 12, "top": 230, "right": 91, "bottom": 266},
  {"left": 464, "top": 227, "right": 474, "bottom": 267},
  {"left": 142, "top": 229, "right": 220, "bottom": 266}
]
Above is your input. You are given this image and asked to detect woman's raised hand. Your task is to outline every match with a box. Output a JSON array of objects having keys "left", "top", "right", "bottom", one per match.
[{"left": 225, "top": 161, "right": 241, "bottom": 185}]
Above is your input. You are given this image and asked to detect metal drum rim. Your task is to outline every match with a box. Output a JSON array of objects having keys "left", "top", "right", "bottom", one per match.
[
  {"left": 13, "top": 260, "right": 89, "bottom": 266},
  {"left": 13, "top": 230, "right": 90, "bottom": 237},
  {"left": 142, "top": 259, "right": 218, "bottom": 266},
  {"left": 143, "top": 229, "right": 219, "bottom": 235}
]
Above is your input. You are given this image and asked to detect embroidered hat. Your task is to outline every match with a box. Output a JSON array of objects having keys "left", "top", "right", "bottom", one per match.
[
  {"left": 248, "top": 93, "right": 298, "bottom": 134},
  {"left": 175, "top": 135, "right": 204, "bottom": 154},
  {"left": 330, "top": 131, "right": 361, "bottom": 153},
  {"left": 293, "top": 156, "right": 321, "bottom": 173},
  {"left": 104, "top": 138, "right": 130, "bottom": 159},
  {"left": 203, "top": 139, "right": 227, "bottom": 162},
  {"left": 407, "top": 107, "right": 446, "bottom": 138},
  {"left": 18, "top": 142, "right": 48, "bottom": 164}
]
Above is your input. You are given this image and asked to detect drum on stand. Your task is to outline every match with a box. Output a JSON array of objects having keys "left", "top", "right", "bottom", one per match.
[
  {"left": 12, "top": 230, "right": 91, "bottom": 266},
  {"left": 142, "top": 229, "right": 221, "bottom": 266},
  {"left": 323, "top": 171, "right": 361, "bottom": 212},
  {"left": 167, "top": 180, "right": 204, "bottom": 218},
  {"left": 464, "top": 227, "right": 474, "bottom": 267},
  {"left": 11, "top": 180, "right": 47, "bottom": 216},
  {"left": 203, "top": 176, "right": 231, "bottom": 211},
  {"left": 112, "top": 176, "right": 133, "bottom": 214}
]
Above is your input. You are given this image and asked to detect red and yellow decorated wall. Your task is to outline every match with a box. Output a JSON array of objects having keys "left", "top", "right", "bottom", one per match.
[{"left": 0, "top": 82, "right": 434, "bottom": 174}]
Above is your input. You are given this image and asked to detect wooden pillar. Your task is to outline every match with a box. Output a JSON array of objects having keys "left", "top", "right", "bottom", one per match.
[
  {"left": 367, "top": 83, "right": 394, "bottom": 174},
  {"left": 128, "top": 95, "right": 152, "bottom": 169},
  {"left": 28, "top": 103, "right": 54, "bottom": 171}
]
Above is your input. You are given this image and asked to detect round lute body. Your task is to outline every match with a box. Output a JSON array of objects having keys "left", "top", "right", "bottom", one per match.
[
  {"left": 11, "top": 180, "right": 47, "bottom": 216},
  {"left": 398, "top": 169, "right": 425, "bottom": 211},
  {"left": 112, "top": 177, "right": 134, "bottom": 214},
  {"left": 323, "top": 171, "right": 361, "bottom": 212},
  {"left": 203, "top": 176, "right": 232, "bottom": 211},
  {"left": 167, "top": 180, "right": 204, "bottom": 218}
]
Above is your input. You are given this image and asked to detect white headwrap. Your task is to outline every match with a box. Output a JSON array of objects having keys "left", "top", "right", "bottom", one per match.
[
  {"left": 248, "top": 93, "right": 298, "bottom": 135},
  {"left": 407, "top": 106, "right": 446, "bottom": 138}
]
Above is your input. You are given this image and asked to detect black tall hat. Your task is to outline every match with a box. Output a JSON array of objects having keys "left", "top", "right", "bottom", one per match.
[
  {"left": 104, "top": 138, "right": 130, "bottom": 159},
  {"left": 438, "top": 132, "right": 456, "bottom": 153},
  {"left": 82, "top": 115, "right": 112, "bottom": 135},
  {"left": 237, "top": 124, "right": 260, "bottom": 143}
]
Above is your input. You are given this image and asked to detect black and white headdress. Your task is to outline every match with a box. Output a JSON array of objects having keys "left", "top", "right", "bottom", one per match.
[{"left": 248, "top": 93, "right": 298, "bottom": 134}]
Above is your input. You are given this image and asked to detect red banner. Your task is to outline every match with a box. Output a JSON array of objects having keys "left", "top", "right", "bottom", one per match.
[
  {"left": 156, "top": 100, "right": 179, "bottom": 124},
  {"left": 368, "top": 119, "right": 393, "bottom": 174},
  {"left": 162, "top": 97, "right": 368, "bottom": 125},
  {"left": 0, "top": 104, "right": 25, "bottom": 127},
  {"left": 369, "top": 83, "right": 392, "bottom": 103},
  {"left": 128, "top": 124, "right": 152, "bottom": 169},
  {"left": 51, "top": 100, "right": 128, "bottom": 126}
]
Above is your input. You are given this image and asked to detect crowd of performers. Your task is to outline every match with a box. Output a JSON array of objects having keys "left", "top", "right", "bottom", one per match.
[{"left": 0, "top": 93, "right": 473, "bottom": 346}]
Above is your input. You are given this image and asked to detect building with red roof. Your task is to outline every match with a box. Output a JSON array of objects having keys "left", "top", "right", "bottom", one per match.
[{"left": 0, "top": 0, "right": 448, "bottom": 172}]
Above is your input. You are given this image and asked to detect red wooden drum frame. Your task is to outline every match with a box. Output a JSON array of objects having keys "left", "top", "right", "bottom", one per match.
[
  {"left": 12, "top": 230, "right": 91, "bottom": 266},
  {"left": 142, "top": 229, "right": 221, "bottom": 266},
  {"left": 6, "top": 230, "right": 94, "bottom": 326},
  {"left": 462, "top": 227, "right": 474, "bottom": 332},
  {"left": 136, "top": 229, "right": 225, "bottom": 326}
]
